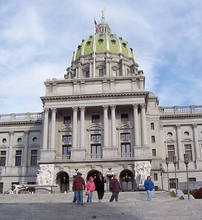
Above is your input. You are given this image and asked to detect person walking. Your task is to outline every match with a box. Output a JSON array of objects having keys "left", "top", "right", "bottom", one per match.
[
  {"left": 86, "top": 176, "right": 96, "bottom": 203},
  {"left": 72, "top": 172, "right": 85, "bottom": 205},
  {"left": 144, "top": 176, "right": 154, "bottom": 201},
  {"left": 94, "top": 172, "right": 106, "bottom": 202},
  {"left": 109, "top": 174, "right": 121, "bottom": 202},
  {"left": 72, "top": 172, "right": 77, "bottom": 203}
]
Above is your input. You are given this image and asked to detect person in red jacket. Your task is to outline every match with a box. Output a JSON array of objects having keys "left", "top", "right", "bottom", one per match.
[
  {"left": 86, "top": 176, "right": 96, "bottom": 203},
  {"left": 109, "top": 174, "right": 121, "bottom": 202},
  {"left": 72, "top": 172, "right": 85, "bottom": 204}
]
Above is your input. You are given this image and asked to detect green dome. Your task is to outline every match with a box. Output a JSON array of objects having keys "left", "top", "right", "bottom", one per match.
[{"left": 73, "top": 31, "right": 136, "bottom": 62}]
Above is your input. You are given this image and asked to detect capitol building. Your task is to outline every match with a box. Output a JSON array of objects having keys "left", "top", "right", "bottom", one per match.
[{"left": 0, "top": 15, "right": 202, "bottom": 193}]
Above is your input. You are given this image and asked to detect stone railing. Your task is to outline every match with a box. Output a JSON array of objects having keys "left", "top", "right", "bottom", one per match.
[
  {"left": 0, "top": 112, "right": 43, "bottom": 121},
  {"left": 159, "top": 105, "right": 202, "bottom": 115}
]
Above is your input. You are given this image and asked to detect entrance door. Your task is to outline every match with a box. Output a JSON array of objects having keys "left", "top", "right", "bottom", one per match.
[
  {"left": 120, "top": 169, "right": 134, "bottom": 191},
  {"left": 56, "top": 171, "right": 69, "bottom": 193}
]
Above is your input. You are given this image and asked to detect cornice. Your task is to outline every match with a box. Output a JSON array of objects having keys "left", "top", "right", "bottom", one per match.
[
  {"left": 41, "top": 91, "right": 149, "bottom": 103},
  {"left": 0, "top": 120, "right": 42, "bottom": 126}
]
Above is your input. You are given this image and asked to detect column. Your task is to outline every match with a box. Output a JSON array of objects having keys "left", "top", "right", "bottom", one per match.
[
  {"left": 51, "top": 108, "right": 56, "bottom": 150},
  {"left": 89, "top": 63, "right": 93, "bottom": 78},
  {"left": 80, "top": 107, "right": 85, "bottom": 149},
  {"left": 176, "top": 125, "right": 183, "bottom": 161},
  {"left": 122, "top": 63, "right": 125, "bottom": 76},
  {"left": 72, "top": 107, "right": 78, "bottom": 148},
  {"left": 141, "top": 104, "right": 147, "bottom": 145},
  {"left": 111, "top": 105, "right": 116, "bottom": 148},
  {"left": 23, "top": 131, "right": 29, "bottom": 178},
  {"left": 133, "top": 104, "right": 140, "bottom": 146},
  {"left": 193, "top": 124, "right": 200, "bottom": 160},
  {"left": 42, "top": 108, "right": 49, "bottom": 150},
  {"left": 103, "top": 105, "right": 108, "bottom": 148},
  {"left": 8, "top": 131, "right": 14, "bottom": 166}
]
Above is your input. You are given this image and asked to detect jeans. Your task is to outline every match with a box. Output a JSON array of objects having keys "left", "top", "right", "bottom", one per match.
[
  {"left": 75, "top": 190, "right": 83, "bottom": 203},
  {"left": 73, "top": 191, "right": 76, "bottom": 203},
  {"left": 109, "top": 192, "right": 119, "bottom": 202},
  {"left": 147, "top": 190, "right": 152, "bottom": 201},
  {"left": 87, "top": 191, "right": 93, "bottom": 203},
  {"left": 97, "top": 191, "right": 104, "bottom": 200}
]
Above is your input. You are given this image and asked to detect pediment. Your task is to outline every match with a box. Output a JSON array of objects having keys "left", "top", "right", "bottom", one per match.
[
  {"left": 58, "top": 125, "right": 72, "bottom": 132},
  {"left": 87, "top": 124, "right": 103, "bottom": 131},
  {"left": 117, "top": 123, "right": 133, "bottom": 130}
]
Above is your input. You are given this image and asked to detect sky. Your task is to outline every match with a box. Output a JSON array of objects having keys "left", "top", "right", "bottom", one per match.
[{"left": 0, "top": 0, "right": 202, "bottom": 114}]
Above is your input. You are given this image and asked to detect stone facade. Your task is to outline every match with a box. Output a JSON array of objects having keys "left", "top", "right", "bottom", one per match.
[{"left": 0, "top": 17, "right": 202, "bottom": 193}]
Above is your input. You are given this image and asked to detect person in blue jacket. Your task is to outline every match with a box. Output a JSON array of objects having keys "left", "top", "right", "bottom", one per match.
[{"left": 144, "top": 176, "right": 154, "bottom": 201}]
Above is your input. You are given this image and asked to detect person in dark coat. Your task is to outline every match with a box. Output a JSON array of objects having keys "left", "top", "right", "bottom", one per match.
[
  {"left": 94, "top": 172, "right": 106, "bottom": 202},
  {"left": 109, "top": 174, "right": 121, "bottom": 202}
]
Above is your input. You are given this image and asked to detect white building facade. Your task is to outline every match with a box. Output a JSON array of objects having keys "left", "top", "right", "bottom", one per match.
[{"left": 0, "top": 17, "right": 202, "bottom": 193}]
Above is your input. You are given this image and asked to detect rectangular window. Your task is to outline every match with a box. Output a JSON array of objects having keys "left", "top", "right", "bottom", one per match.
[
  {"left": 15, "top": 150, "right": 22, "bottom": 166},
  {"left": 151, "top": 122, "right": 154, "bottom": 130},
  {"left": 91, "top": 144, "right": 102, "bottom": 158},
  {"left": 169, "top": 178, "right": 178, "bottom": 189},
  {"left": 99, "top": 69, "right": 104, "bottom": 77},
  {"left": 86, "top": 70, "right": 90, "bottom": 78},
  {"left": 62, "top": 135, "right": 72, "bottom": 143},
  {"left": 154, "top": 173, "right": 158, "bottom": 181},
  {"left": 0, "top": 151, "right": 6, "bottom": 166},
  {"left": 64, "top": 116, "right": 71, "bottom": 124},
  {"left": 31, "top": 150, "right": 37, "bottom": 166},
  {"left": 121, "top": 114, "right": 129, "bottom": 122},
  {"left": 121, "top": 143, "right": 132, "bottom": 157},
  {"left": 189, "top": 178, "right": 196, "bottom": 182},
  {"left": 152, "top": 149, "right": 156, "bottom": 157},
  {"left": 0, "top": 183, "right": 3, "bottom": 194},
  {"left": 91, "top": 134, "right": 101, "bottom": 142},
  {"left": 168, "top": 145, "right": 175, "bottom": 162},
  {"left": 151, "top": 136, "right": 155, "bottom": 143},
  {"left": 120, "top": 133, "right": 130, "bottom": 142},
  {"left": 184, "top": 144, "right": 193, "bottom": 161},
  {"left": 92, "top": 115, "right": 100, "bottom": 123},
  {"left": 62, "top": 145, "right": 72, "bottom": 159}
]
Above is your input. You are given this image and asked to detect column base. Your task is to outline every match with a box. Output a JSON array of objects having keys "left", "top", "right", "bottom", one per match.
[{"left": 71, "top": 148, "right": 86, "bottom": 160}]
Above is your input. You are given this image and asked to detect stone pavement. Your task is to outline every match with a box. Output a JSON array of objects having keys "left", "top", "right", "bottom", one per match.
[{"left": 0, "top": 191, "right": 201, "bottom": 220}]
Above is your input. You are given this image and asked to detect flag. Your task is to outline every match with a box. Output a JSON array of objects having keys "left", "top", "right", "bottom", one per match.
[{"left": 94, "top": 19, "right": 100, "bottom": 32}]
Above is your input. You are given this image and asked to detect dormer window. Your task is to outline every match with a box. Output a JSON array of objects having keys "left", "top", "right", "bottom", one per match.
[
  {"left": 98, "top": 39, "right": 104, "bottom": 44},
  {"left": 86, "top": 41, "right": 91, "bottom": 46},
  {"left": 78, "top": 45, "right": 81, "bottom": 49},
  {"left": 111, "top": 39, "right": 116, "bottom": 44},
  {"left": 122, "top": 42, "right": 127, "bottom": 48}
]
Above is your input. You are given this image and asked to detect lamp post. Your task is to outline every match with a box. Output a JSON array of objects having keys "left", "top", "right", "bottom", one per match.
[
  {"left": 184, "top": 154, "right": 190, "bottom": 200},
  {"left": 159, "top": 163, "right": 164, "bottom": 190},
  {"left": 165, "top": 157, "right": 170, "bottom": 192},
  {"left": 173, "top": 155, "right": 178, "bottom": 196},
  {"left": 106, "top": 168, "right": 114, "bottom": 192}
]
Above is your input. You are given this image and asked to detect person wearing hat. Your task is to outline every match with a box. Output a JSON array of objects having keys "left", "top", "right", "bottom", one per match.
[{"left": 73, "top": 172, "right": 85, "bottom": 204}]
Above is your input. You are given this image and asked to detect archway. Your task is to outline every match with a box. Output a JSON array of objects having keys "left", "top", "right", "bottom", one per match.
[
  {"left": 119, "top": 169, "right": 134, "bottom": 192},
  {"left": 56, "top": 171, "right": 69, "bottom": 193},
  {"left": 87, "top": 169, "right": 100, "bottom": 180}
]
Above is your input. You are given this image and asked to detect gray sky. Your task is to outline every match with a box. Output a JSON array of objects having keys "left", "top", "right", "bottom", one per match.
[{"left": 0, "top": 0, "right": 202, "bottom": 114}]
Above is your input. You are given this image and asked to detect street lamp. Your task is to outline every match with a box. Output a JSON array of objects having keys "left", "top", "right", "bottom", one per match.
[
  {"left": 173, "top": 155, "right": 178, "bottom": 196},
  {"left": 184, "top": 154, "right": 190, "bottom": 200},
  {"left": 159, "top": 163, "right": 164, "bottom": 190},
  {"left": 106, "top": 168, "right": 114, "bottom": 192},
  {"left": 165, "top": 157, "right": 170, "bottom": 192}
]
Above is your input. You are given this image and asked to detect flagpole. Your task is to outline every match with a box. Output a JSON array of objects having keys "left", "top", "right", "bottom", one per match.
[{"left": 93, "top": 18, "right": 96, "bottom": 78}]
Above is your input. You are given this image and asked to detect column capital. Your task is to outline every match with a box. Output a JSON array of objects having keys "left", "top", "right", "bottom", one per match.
[
  {"left": 110, "top": 105, "right": 116, "bottom": 109},
  {"left": 103, "top": 105, "right": 109, "bottom": 109},
  {"left": 140, "top": 103, "right": 146, "bottom": 109},
  {"left": 133, "top": 104, "right": 138, "bottom": 109},
  {"left": 193, "top": 124, "right": 198, "bottom": 129},
  {"left": 176, "top": 124, "right": 181, "bottom": 129},
  {"left": 51, "top": 108, "right": 57, "bottom": 113},
  {"left": 73, "top": 107, "right": 78, "bottom": 111},
  {"left": 9, "top": 131, "right": 14, "bottom": 135},
  {"left": 80, "top": 106, "right": 85, "bottom": 111},
  {"left": 24, "top": 131, "right": 30, "bottom": 135},
  {"left": 44, "top": 108, "right": 49, "bottom": 113}
]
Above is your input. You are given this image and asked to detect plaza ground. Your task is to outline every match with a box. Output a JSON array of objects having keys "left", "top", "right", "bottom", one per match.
[{"left": 0, "top": 191, "right": 201, "bottom": 220}]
